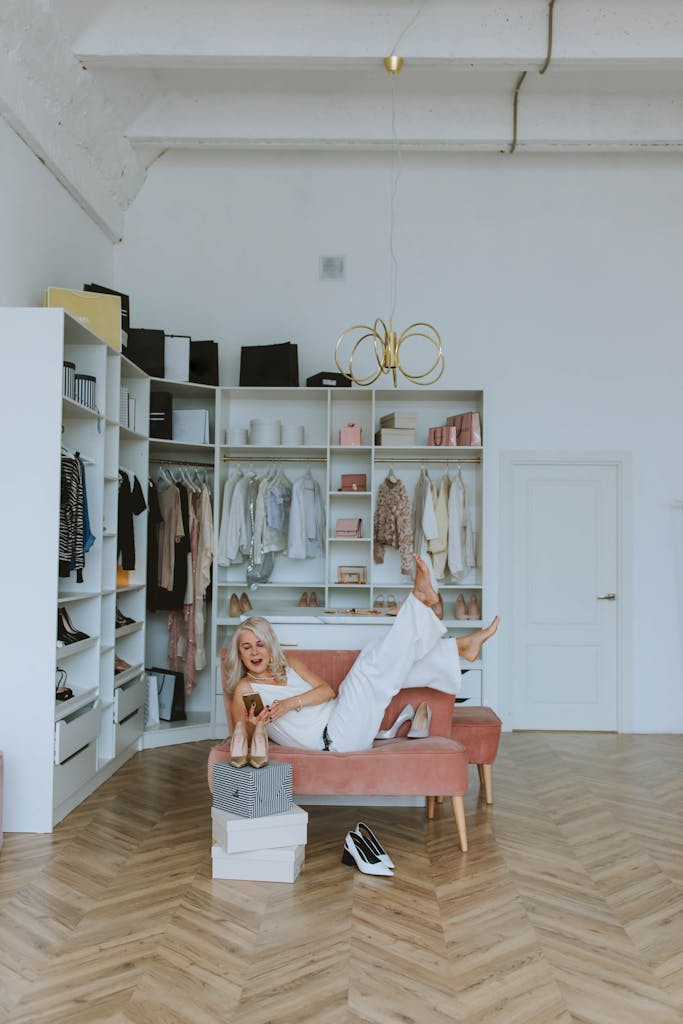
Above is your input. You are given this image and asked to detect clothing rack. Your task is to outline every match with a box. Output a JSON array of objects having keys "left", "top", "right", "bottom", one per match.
[
  {"left": 374, "top": 456, "right": 481, "bottom": 465},
  {"left": 150, "top": 457, "right": 214, "bottom": 469},
  {"left": 222, "top": 455, "right": 326, "bottom": 463}
]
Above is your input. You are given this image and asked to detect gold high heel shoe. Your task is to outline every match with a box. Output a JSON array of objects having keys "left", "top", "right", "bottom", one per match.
[
  {"left": 249, "top": 722, "right": 269, "bottom": 768},
  {"left": 228, "top": 721, "right": 249, "bottom": 767},
  {"left": 239, "top": 591, "right": 253, "bottom": 613}
]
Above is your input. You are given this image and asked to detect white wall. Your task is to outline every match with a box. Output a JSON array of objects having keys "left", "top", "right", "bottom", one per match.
[
  {"left": 117, "top": 148, "right": 683, "bottom": 732},
  {"left": 0, "top": 118, "right": 114, "bottom": 306}
]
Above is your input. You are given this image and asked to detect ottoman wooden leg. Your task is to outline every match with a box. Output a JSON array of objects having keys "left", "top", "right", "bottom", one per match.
[
  {"left": 451, "top": 796, "right": 468, "bottom": 851},
  {"left": 480, "top": 764, "right": 493, "bottom": 804},
  {"left": 426, "top": 796, "right": 436, "bottom": 819}
]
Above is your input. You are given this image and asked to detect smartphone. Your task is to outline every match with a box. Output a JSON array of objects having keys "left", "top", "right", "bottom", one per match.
[{"left": 243, "top": 693, "right": 265, "bottom": 717}]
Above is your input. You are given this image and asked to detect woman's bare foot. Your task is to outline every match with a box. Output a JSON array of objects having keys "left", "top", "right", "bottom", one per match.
[
  {"left": 411, "top": 553, "right": 443, "bottom": 618},
  {"left": 457, "top": 616, "right": 500, "bottom": 663}
]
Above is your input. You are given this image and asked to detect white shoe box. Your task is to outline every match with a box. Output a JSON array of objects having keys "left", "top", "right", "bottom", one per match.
[
  {"left": 211, "top": 842, "right": 305, "bottom": 882},
  {"left": 211, "top": 804, "right": 308, "bottom": 854}
]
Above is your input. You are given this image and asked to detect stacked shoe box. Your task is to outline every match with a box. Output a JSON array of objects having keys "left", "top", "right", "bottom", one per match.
[{"left": 211, "top": 761, "right": 308, "bottom": 882}]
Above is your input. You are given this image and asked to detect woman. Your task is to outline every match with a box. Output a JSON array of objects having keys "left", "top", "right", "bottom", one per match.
[{"left": 209, "top": 554, "right": 499, "bottom": 778}]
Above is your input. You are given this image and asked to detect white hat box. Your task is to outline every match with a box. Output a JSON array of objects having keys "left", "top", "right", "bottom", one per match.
[
  {"left": 211, "top": 804, "right": 308, "bottom": 854},
  {"left": 211, "top": 842, "right": 305, "bottom": 883},
  {"left": 249, "top": 418, "right": 281, "bottom": 445},
  {"left": 281, "top": 424, "right": 304, "bottom": 445}
]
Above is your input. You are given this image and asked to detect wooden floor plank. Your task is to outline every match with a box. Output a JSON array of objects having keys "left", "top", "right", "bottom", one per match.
[{"left": 0, "top": 734, "right": 681, "bottom": 1024}]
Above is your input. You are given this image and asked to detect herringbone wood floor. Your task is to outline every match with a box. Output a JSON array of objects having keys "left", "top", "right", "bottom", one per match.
[{"left": 1, "top": 733, "right": 682, "bottom": 1024}]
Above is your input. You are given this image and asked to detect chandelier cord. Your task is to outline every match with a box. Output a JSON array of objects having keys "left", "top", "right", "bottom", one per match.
[{"left": 389, "top": 73, "right": 403, "bottom": 324}]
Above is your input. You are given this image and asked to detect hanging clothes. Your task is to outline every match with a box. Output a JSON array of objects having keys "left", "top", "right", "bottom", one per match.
[
  {"left": 447, "top": 468, "right": 476, "bottom": 578},
  {"left": 223, "top": 472, "right": 253, "bottom": 563},
  {"left": 59, "top": 453, "right": 85, "bottom": 581},
  {"left": 373, "top": 475, "right": 413, "bottom": 576},
  {"left": 117, "top": 471, "right": 147, "bottom": 570},
  {"left": 216, "top": 470, "right": 242, "bottom": 566},
  {"left": 288, "top": 471, "right": 325, "bottom": 559},
  {"left": 146, "top": 482, "right": 163, "bottom": 612},
  {"left": 428, "top": 474, "right": 450, "bottom": 580},
  {"left": 411, "top": 467, "right": 439, "bottom": 588}
]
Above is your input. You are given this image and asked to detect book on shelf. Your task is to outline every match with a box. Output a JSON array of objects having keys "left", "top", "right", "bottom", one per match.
[{"left": 375, "top": 427, "right": 416, "bottom": 446}]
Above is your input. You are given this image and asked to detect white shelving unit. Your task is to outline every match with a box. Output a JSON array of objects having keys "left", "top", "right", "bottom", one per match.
[{"left": 0, "top": 309, "right": 149, "bottom": 832}]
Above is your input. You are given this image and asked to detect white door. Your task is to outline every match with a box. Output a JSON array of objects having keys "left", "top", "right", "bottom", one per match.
[{"left": 504, "top": 460, "right": 620, "bottom": 730}]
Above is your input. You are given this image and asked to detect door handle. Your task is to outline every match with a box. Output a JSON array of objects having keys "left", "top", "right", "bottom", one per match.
[{"left": 597, "top": 593, "right": 616, "bottom": 600}]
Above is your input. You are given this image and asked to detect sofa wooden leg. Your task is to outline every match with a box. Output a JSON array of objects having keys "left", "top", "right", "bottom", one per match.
[
  {"left": 426, "top": 796, "right": 436, "bottom": 819},
  {"left": 451, "top": 796, "right": 468, "bottom": 851},
  {"left": 436, "top": 795, "right": 444, "bottom": 804},
  {"left": 482, "top": 764, "right": 493, "bottom": 804}
]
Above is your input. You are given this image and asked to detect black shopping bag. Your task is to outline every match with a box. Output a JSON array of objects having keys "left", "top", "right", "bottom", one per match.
[
  {"left": 149, "top": 667, "right": 186, "bottom": 721},
  {"left": 239, "top": 342, "right": 299, "bottom": 387},
  {"left": 190, "top": 340, "right": 219, "bottom": 386}
]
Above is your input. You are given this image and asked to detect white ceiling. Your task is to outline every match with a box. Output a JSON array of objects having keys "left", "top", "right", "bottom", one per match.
[{"left": 2, "top": 1, "right": 682, "bottom": 238}]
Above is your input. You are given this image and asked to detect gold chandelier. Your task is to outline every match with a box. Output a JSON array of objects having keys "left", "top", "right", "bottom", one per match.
[{"left": 335, "top": 55, "right": 445, "bottom": 388}]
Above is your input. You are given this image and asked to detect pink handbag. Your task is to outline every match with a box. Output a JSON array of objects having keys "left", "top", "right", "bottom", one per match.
[
  {"left": 428, "top": 425, "right": 457, "bottom": 447},
  {"left": 335, "top": 518, "right": 364, "bottom": 538},
  {"left": 446, "top": 412, "right": 482, "bottom": 446}
]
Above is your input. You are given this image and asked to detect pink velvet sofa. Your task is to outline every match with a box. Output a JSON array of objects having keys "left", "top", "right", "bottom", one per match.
[{"left": 209, "top": 649, "right": 470, "bottom": 851}]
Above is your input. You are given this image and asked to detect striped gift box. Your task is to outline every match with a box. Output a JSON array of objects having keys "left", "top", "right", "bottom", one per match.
[{"left": 213, "top": 762, "right": 292, "bottom": 818}]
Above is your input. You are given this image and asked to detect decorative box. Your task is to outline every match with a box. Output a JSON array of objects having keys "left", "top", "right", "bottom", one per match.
[
  {"left": 337, "top": 564, "right": 367, "bottom": 585},
  {"left": 335, "top": 518, "right": 364, "bottom": 538},
  {"left": 306, "top": 371, "right": 351, "bottom": 388},
  {"left": 213, "top": 761, "right": 293, "bottom": 818},
  {"left": 211, "top": 804, "right": 308, "bottom": 854},
  {"left": 62, "top": 361, "right": 75, "bottom": 400},
  {"left": 339, "top": 473, "right": 367, "bottom": 492},
  {"left": 149, "top": 391, "right": 173, "bottom": 439},
  {"left": 249, "top": 419, "right": 281, "bottom": 445},
  {"left": 282, "top": 424, "right": 304, "bottom": 445},
  {"left": 211, "top": 842, "right": 305, "bottom": 882},
  {"left": 173, "top": 409, "right": 210, "bottom": 444},
  {"left": 339, "top": 423, "right": 362, "bottom": 445},
  {"left": 74, "top": 373, "right": 96, "bottom": 410},
  {"left": 379, "top": 411, "right": 417, "bottom": 430},
  {"left": 45, "top": 287, "right": 122, "bottom": 351}
]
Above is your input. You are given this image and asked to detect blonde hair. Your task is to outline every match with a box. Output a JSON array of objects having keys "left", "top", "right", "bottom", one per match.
[{"left": 221, "top": 616, "right": 288, "bottom": 695}]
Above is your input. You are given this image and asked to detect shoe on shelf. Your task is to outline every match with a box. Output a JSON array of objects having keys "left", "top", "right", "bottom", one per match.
[
  {"left": 298, "top": 592, "right": 309, "bottom": 607},
  {"left": 115, "top": 606, "right": 135, "bottom": 626},
  {"left": 239, "top": 591, "right": 253, "bottom": 613},
  {"left": 407, "top": 701, "right": 432, "bottom": 738},
  {"left": 229, "top": 721, "right": 249, "bottom": 768},
  {"left": 386, "top": 593, "right": 398, "bottom": 613},
  {"left": 376, "top": 704, "right": 415, "bottom": 740},
  {"left": 248, "top": 721, "right": 269, "bottom": 768},
  {"left": 468, "top": 594, "right": 481, "bottom": 620},
  {"left": 342, "top": 831, "right": 393, "bottom": 876},
  {"left": 229, "top": 593, "right": 240, "bottom": 617},
  {"left": 455, "top": 594, "right": 468, "bottom": 620},
  {"left": 308, "top": 592, "right": 319, "bottom": 608},
  {"left": 356, "top": 822, "right": 394, "bottom": 869},
  {"left": 55, "top": 668, "right": 73, "bottom": 702},
  {"left": 373, "top": 594, "right": 385, "bottom": 610},
  {"left": 57, "top": 607, "right": 89, "bottom": 644},
  {"left": 114, "top": 655, "right": 132, "bottom": 674}
]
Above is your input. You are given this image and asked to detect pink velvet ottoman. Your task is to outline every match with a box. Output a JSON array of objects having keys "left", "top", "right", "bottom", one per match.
[{"left": 450, "top": 706, "right": 502, "bottom": 804}]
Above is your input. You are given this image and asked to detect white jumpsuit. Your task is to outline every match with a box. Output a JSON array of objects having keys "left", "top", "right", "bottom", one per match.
[{"left": 250, "top": 593, "right": 461, "bottom": 752}]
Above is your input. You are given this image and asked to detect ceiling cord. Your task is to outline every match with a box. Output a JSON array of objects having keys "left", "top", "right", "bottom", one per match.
[{"left": 509, "top": 0, "right": 556, "bottom": 153}]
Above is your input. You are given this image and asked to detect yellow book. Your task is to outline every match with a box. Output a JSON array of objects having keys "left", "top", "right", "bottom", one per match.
[{"left": 45, "top": 287, "right": 122, "bottom": 351}]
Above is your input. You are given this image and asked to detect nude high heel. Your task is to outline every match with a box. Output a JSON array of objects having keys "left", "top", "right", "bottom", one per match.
[
  {"left": 375, "top": 704, "right": 415, "bottom": 740},
  {"left": 239, "top": 591, "right": 253, "bottom": 613},
  {"left": 407, "top": 701, "right": 431, "bottom": 738},
  {"left": 455, "top": 594, "right": 468, "bottom": 620},
  {"left": 248, "top": 722, "right": 269, "bottom": 768},
  {"left": 229, "top": 721, "right": 249, "bottom": 767},
  {"left": 229, "top": 593, "right": 240, "bottom": 618},
  {"left": 468, "top": 593, "right": 481, "bottom": 620}
]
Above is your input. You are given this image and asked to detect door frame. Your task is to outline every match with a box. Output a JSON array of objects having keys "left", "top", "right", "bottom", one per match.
[{"left": 499, "top": 451, "right": 632, "bottom": 733}]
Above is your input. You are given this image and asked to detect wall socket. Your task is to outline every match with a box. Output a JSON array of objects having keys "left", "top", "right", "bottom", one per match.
[{"left": 319, "top": 255, "right": 346, "bottom": 281}]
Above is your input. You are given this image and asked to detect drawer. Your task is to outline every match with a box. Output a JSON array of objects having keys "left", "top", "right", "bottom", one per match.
[
  {"left": 54, "top": 700, "right": 101, "bottom": 765},
  {"left": 459, "top": 669, "right": 482, "bottom": 704},
  {"left": 114, "top": 675, "right": 146, "bottom": 723},
  {"left": 53, "top": 742, "right": 97, "bottom": 806},
  {"left": 115, "top": 706, "right": 144, "bottom": 756}
]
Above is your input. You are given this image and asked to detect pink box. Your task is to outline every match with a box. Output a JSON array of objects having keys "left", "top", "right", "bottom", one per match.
[{"left": 339, "top": 423, "right": 362, "bottom": 445}]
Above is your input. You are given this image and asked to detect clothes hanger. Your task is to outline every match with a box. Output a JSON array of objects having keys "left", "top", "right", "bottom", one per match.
[{"left": 387, "top": 466, "right": 397, "bottom": 482}]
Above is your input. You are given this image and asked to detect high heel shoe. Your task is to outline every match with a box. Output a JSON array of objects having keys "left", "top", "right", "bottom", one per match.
[
  {"left": 356, "top": 822, "right": 394, "bottom": 869},
  {"left": 407, "top": 701, "right": 432, "bottom": 738},
  {"left": 308, "top": 591, "right": 319, "bottom": 607},
  {"left": 342, "top": 831, "right": 393, "bottom": 876},
  {"left": 298, "top": 592, "right": 309, "bottom": 607},
  {"left": 248, "top": 722, "right": 269, "bottom": 768},
  {"left": 57, "top": 607, "right": 89, "bottom": 643},
  {"left": 468, "top": 594, "right": 481, "bottom": 620},
  {"left": 229, "top": 721, "right": 249, "bottom": 767},
  {"left": 455, "top": 593, "right": 468, "bottom": 620},
  {"left": 375, "top": 704, "right": 415, "bottom": 740},
  {"left": 239, "top": 591, "right": 253, "bottom": 613},
  {"left": 229, "top": 593, "right": 240, "bottom": 617}
]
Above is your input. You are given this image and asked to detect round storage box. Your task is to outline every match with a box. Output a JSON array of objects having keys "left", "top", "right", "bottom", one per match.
[
  {"left": 281, "top": 424, "right": 304, "bottom": 445},
  {"left": 225, "top": 427, "right": 248, "bottom": 445},
  {"left": 249, "top": 419, "right": 281, "bottom": 445}
]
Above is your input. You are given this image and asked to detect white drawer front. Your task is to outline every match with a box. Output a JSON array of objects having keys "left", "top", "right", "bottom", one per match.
[
  {"left": 54, "top": 701, "right": 101, "bottom": 765},
  {"left": 114, "top": 675, "right": 146, "bottom": 723},
  {"left": 53, "top": 743, "right": 97, "bottom": 806},
  {"left": 115, "top": 706, "right": 144, "bottom": 755}
]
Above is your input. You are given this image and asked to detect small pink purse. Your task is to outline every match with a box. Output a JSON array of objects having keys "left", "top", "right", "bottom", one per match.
[
  {"left": 428, "top": 425, "right": 457, "bottom": 447},
  {"left": 335, "top": 518, "right": 364, "bottom": 538}
]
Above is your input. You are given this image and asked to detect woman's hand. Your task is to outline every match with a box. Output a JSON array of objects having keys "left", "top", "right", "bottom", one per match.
[{"left": 263, "top": 697, "right": 298, "bottom": 724}]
